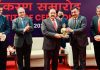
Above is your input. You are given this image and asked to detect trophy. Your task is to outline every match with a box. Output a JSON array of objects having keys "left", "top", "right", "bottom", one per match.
[{"left": 61, "top": 23, "right": 69, "bottom": 38}]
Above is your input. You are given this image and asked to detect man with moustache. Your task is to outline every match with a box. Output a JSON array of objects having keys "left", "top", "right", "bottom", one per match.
[
  {"left": 57, "top": 10, "right": 68, "bottom": 63},
  {"left": 91, "top": 5, "right": 100, "bottom": 70},
  {"left": 41, "top": 8, "right": 64, "bottom": 70},
  {"left": 57, "top": 10, "right": 68, "bottom": 49},
  {"left": 67, "top": 7, "right": 88, "bottom": 70}
]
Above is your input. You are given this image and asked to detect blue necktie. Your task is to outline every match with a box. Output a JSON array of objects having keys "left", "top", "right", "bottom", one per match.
[{"left": 21, "top": 18, "right": 25, "bottom": 28}]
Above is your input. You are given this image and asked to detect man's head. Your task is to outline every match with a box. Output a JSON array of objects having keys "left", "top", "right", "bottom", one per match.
[
  {"left": 48, "top": 8, "right": 56, "bottom": 20},
  {"left": 96, "top": 5, "right": 100, "bottom": 17},
  {"left": 0, "top": 5, "right": 3, "bottom": 15},
  {"left": 17, "top": 7, "right": 26, "bottom": 18},
  {"left": 58, "top": 10, "right": 64, "bottom": 18},
  {"left": 71, "top": 7, "right": 80, "bottom": 18}
]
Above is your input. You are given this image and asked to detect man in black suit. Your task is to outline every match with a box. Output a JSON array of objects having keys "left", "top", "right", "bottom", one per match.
[
  {"left": 67, "top": 7, "right": 88, "bottom": 70},
  {"left": 12, "top": 7, "right": 34, "bottom": 70},
  {"left": 41, "top": 9, "right": 64, "bottom": 70},
  {"left": 57, "top": 10, "right": 68, "bottom": 63},
  {"left": 91, "top": 5, "right": 100, "bottom": 70},
  {"left": 0, "top": 6, "right": 10, "bottom": 70}
]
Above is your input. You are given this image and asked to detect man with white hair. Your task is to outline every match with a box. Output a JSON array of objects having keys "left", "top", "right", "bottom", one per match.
[
  {"left": 91, "top": 5, "right": 100, "bottom": 70},
  {"left": 41, "top": 8, "right": 64, "bottom": 70},
  {"left": 12, "top": 7, "right": 34, "bottom": 70}
]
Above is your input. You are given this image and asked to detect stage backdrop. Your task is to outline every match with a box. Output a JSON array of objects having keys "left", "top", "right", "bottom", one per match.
[{"left": 0, "top": 0, "right": 100, "bottom": 45}]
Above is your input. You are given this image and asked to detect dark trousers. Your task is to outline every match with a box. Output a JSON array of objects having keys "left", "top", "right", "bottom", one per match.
[
  {"left": 16, "top": 42, "right": 32, "bottom": 70},
  {"left": 72, "top": 44, "right": 86, "bottom": 70},
  {"left": 44, "top": 49, "right": 59, "bottom": 70},
  {"left": 93, "top": 41, "right": 100, "bottom": 70},
  {"left": 0, "top": 41, "right": 7, "bottom": 70}
]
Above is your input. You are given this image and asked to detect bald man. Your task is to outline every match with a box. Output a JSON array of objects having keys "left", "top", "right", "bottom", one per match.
[
  {"left": 12, "top": 7, "right": 34, "bottom": 70},
  {"left": 41, "top": 8, "right": 64, "bottom": 70}
]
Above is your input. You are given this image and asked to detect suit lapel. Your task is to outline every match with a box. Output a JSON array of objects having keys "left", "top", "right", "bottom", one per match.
[
  {"left": 96, "top": 16, "right": 98, "bottom": 27},
  {"left": 48, "top": 18, "right": 56, "bottom": 31},
  {"left": 17, "top": 17, "right": 22, "bottom": 24},
  {"left": 23, "top": 17, "right": 28, "bottom": 26},
  {"left": 68, "top": 18, "right": 75, "bottom": 29},
  {"left": 56, "top": 19, "right": 59, "bottom": 28},
  {"left": 17, "top": 17, "right": 22, "bottom": 27},
  {"left": 75, "top": 16, "right": 81, "bottom": 29},
  {"left": 95, "top": 16, "right": 99, "bottom": 32}
]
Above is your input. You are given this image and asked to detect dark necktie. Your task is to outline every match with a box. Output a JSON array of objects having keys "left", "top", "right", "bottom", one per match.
[
  {"left": 98, "top": 19, "right": 100, "bottom": 33},
  {"left": 73, "top": 18, "right": 77, "bottom": 29}
]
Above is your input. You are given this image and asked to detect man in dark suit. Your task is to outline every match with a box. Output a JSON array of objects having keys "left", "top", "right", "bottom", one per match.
[
  {"left": 57, "top": 10, "right": 68, "bottom": 63},
  {"left": 91, "top": 5, "right": 100, "bottom": 70},
  {"left": 57, "top": 10, "right": 68, "bottom": 48},
  {"left": 67, "top": 7, "right": 88, "bottom": 70},
  {"left": 41, "top": 9, "right": 64, "bottom": 70},
  {"left": 0, "top": 6, "right": 10, "bottom": 70},
  {"left": 12, "top": 7, "right": 34, "bottom": 70}
]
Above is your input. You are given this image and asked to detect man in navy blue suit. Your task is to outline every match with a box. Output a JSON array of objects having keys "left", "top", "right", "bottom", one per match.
[
  {"left": 57, "top": 10, "right": 68, "bottom": 63},
  {"left": 0, "top": 6, "right": 10, "bottom": 70}
]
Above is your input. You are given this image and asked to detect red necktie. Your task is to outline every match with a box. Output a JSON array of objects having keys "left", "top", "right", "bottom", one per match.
[
  {"left": 52, "top": 20, "right": 57, "bottom": 31},
  {"left": 98, "top": 19, "right": 100, "bottom": 33}
]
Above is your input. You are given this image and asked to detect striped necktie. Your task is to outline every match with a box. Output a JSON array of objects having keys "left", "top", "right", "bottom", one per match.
[
  {"left": 73, "top": 18, "right": 77, "bottom": 29},
  {"left": 52, "top": 19, "right": 57, "bottom": 31}
]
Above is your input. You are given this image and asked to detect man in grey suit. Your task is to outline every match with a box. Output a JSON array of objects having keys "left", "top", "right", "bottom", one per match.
[
  {"left": 67, "top": 7, "right": 88, "bottom": 70},
  {"left": 12, "top": 7, "right": 34, "bottom": 70},
  {"left": 41, "top": 9, "right": 64, "bottom": 70}
]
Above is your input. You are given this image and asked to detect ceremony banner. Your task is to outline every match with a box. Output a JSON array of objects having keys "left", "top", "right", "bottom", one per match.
[{"left": 0, "top": 0, "right": 99, "bottom": 44}]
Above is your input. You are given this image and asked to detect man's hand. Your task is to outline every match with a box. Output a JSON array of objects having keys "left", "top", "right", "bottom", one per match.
[
  {"left": 60, "top": 47, "right": 64, "bottom": 50},
  {"left": 23, "top": 24, "right": 31, "bottom": 32},
  {"left": 0, "top": 33, "right": 6, "bottom": 41},
  {"left": 59, "top": 47, "right": 65, "bottom": 54},
  {"left": 66, "top": 27, "right": 73, "bottom": 32},
  {"left": 54, "top": 34, "right": 63, "bottom": 38},
  {"left": 94, "top": 35, "right": 100, "bottom": 41}
]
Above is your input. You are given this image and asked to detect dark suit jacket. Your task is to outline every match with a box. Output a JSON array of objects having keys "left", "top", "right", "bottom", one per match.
[
  {"left": 41, "top": 18, "right": 62, "bottom": 50},
  {"left": 91, "top": 16, "right": 100, "bottom": 36},
  {"left": 0, "top": 15, "right": 10, "bottom": 35},
  {"left": 57, "top": 17, "right": 68, "bottom": 27},
  {"left": 57, "top": 17, "right": 68, "bottom": 48},
  {"left": 12, "top": 16, "right": 34, "bottom": 47},
  {"left": 68, "top": 15, "right": 88, "bottom": 46}
]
